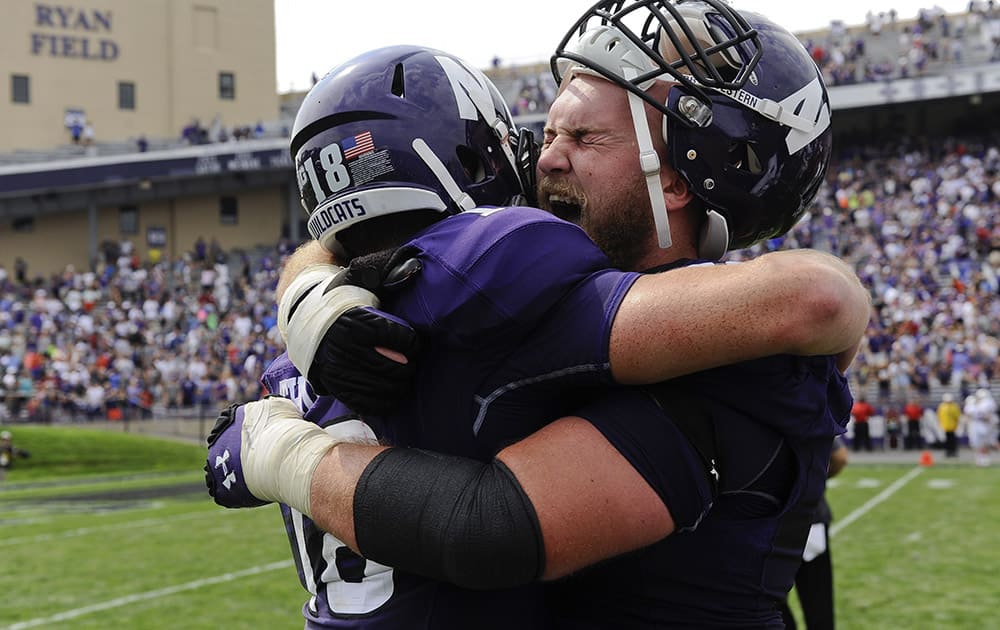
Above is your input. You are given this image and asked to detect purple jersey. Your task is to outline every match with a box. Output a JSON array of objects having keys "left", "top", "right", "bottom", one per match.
[
  {"left": 262, "top": 206, "right": 642, "bottom": 628},
  {"left": 546, "top": 353, "right": 852, "bottom": 629}
]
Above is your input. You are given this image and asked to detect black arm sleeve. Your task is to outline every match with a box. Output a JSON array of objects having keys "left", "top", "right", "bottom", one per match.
[{"left": 353, "top": 448, "right": 544, "bottom": 590}]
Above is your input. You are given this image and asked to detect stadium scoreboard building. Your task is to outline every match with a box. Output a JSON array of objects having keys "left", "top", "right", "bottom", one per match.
[{"left": 0, "top": 0, "right": 289, "bottom": 277}]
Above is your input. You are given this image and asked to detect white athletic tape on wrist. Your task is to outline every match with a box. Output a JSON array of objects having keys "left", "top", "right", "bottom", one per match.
[
  {"left": 277, "top": 264, "right": 343, "bottom": 345},
  {"left": 241, "top": 398, "right": 377, "bottom": 515},
  {"left": 281, "top": 273, "right": 381, "bottom": 378}
]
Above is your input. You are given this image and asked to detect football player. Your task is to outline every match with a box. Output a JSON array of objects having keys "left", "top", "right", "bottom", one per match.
[{"left": 207, "top": 1, "right": 868, "bottom": 627}]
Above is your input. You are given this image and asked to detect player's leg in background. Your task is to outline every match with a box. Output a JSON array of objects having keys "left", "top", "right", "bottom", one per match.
[{"left": 793, "top": 527, "right": 835, "bottom": 630}]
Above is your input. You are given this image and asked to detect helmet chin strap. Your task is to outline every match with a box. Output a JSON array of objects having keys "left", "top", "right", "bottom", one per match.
[
  {"left": 561, "top": 24, "right": 734, "bottom": 254},
  {"left": 584, "top": 72, "right": 733, "bottom": 259},
  {"left": 622, "top": 69, "right": 672, "bottom": 250}
]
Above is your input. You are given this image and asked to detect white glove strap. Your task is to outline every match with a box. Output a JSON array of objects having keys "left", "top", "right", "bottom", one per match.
[
  {"left": 278, "top": 267, "right": 381, "bottom": 378},
  {"left": 241, "top": 398, "right": 377, "bottom": 516},
  {"left": 277, "top": 263, "right": 343, "bottom": 345}
]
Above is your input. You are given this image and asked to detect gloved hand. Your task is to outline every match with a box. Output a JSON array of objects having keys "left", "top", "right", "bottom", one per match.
[
  {"left": 205, "top": 397, "right": 377, "bottom": 515},
  {"left": 279, "top": 263, "right": 421, "bottom": 416},
  {"left": 205, "top": 402, "right": 272, "bottom": 508},
  {"left": 307, "top": 306, "right": 420, "bottom": 414}
]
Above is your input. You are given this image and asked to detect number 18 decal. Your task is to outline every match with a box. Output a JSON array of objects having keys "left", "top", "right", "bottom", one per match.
[{"left": 297, "top": 142, "right": 351, "bottom": 203}]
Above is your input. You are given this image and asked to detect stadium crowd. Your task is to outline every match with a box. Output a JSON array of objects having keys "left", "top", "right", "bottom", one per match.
[
  {"left": 0, "top": 135, "right": 997, "bottom": 437},
  {"left": 732, "top": 133, "right": 1000, "bottom": 450},
  {"left": 0, "top": 237, "right": 293, "bottom": 424},
  {"left": 805, "top": 2, "right": 1000, "bottom": 86},
  {"left": 755, "top": 134, "right": 1000, "bottom": 402}
]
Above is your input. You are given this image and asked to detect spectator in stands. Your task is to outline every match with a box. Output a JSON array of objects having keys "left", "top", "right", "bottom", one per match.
[
  {"left": 903, "top": 398, "right": 925, "bottom": 450},
  {"left": 965, "top": 388, "right": 998, "bottom": 466},
  {"left": 84, "top": 379, "right": 106, "bottom": 420},
  {"left": 851, "top": 396, "right": 876, "bottom": 451},
  {"left": 14, "top": 258, "right": 27, "bottom": 285},
  {"left": 938, "top": 392, "right": 962, "bottom": 457},
  {"left": 181, "top": 119, "right": 208, "bottom": 145},
  {"left": 192, "top": 237, "right": 208, "bottom": 263}
]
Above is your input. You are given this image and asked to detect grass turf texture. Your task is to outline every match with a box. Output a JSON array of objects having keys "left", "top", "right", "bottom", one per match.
[
  {"left": 2, "top": 425, "right": 998, "bottom": 629},
  {"left": 0, "top": 424, "right": 303, "bottom": 629},
  {"left": 802, "top": 463, "right": 1000, "bottom": 630}
]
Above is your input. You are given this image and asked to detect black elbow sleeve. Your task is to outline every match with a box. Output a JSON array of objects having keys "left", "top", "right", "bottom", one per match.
[{"left": 353, "top": 448, "right": 544, "bottom": 590}]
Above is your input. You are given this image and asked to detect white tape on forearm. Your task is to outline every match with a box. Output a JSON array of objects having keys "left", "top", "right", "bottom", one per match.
[
  {"left": 285, "top": 281, "right": 380, "bottom": 378},
  {"left": 241, "top": 397, "right": 333, "bottom": 513},
  {"left": 277, "top": 264, "right": 344, "bottom": 345},
  {"left": 241, "top": 398, "right": 377, "bottom": 516}
]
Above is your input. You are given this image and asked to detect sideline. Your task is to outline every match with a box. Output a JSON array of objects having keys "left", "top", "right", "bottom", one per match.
[
  {"left": 829, "top": 465, "right": 924, "bottom": 538},
  {"left": 2, "top": 560, "right": 294, "bottom": 630}
]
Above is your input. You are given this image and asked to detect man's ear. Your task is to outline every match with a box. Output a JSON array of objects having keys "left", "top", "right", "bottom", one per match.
[{"left": 661, "top": 169, "right": 693, "bottom": 211}]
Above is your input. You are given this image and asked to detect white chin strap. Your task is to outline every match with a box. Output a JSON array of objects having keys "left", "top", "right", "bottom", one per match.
[
  {"left": 562, "top": 25, "right": 673, "bottom": 250},
  {"left": 622, "top": 70, "right": 672, "bottom": 250}
]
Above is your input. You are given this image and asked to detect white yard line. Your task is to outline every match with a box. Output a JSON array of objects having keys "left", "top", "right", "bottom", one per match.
[
  {"left": 0, "top": 509, "right": 229, "bottom": 547},
  {"left": 829, "top": 465, "right": 924, "bottom": 538},
  {"left": 2, "top": 560, "right": 294, "bottom": 630}
]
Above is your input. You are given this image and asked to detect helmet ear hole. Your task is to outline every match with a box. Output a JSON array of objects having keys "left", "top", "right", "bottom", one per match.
[
  {"left": 745, "top": 144, "right": 762, "bottom": 174},
  {"left": 727, "top": 142, "right": 762, "bottom": 175},
  {"left": 456, "top": 144, "right": 487, "bottom": 183},
  {"left": 391, "top": 63, "right": 405, "bottom": 97}
]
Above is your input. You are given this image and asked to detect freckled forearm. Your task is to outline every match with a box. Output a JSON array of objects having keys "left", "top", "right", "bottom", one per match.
[
  {"left": 608, "top": 249, "right": 870, "bottom": 383},
  {"left": 276, "top": 241, "right": 339, "bottom": 303}
]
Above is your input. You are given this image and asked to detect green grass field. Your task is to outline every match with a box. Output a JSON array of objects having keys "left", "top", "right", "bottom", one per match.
[{"left": 1, "top": 425, "right": 998, "bottom": 629}]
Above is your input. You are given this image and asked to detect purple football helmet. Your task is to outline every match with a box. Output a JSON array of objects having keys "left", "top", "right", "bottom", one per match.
[
  {"left": 290, "top": 45, "right": 537, "bottom": 257},
  {"left": 552, "top": 0, "right": 833, "bottom": 255}
]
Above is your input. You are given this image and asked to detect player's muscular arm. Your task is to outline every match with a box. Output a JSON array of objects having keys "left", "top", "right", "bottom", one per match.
[
  {"left": 225, "top": 400, "right": 674, "bottom": 587},
  {"left": 494, "top": 416, "right": 672, "bottom": 579},
  {"left": 304, "top": 419, "right": 672, "bottom": 584},
  {"left": 610, "top": 248, "right": 870, "bottom": 383},
  {"left": 276, "top": 239, "right": 340, "bottom": 304},
  {"left": 308, "top": 441, "right": 386, "bottom": 551}
]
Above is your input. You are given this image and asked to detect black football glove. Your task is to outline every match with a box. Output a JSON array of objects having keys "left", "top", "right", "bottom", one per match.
[{"left": 307, "top": 305, "right": 421, "bottom": 415}]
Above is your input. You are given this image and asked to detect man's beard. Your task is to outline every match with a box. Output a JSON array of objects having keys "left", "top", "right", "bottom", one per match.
[
  {"left": 538, "top": 176, "right": 653, "bottom": 270},
  {"left": 584, "top": 199, "right": 654, "bottom": 271}
]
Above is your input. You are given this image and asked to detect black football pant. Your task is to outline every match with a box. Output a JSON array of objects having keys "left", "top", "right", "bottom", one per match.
[
  {"left": 778, "top": 526, "right": 835, "bottom": 630},
  {"left": 945, "top": 430, "right": 958, "bottom": 456},
  {"left": 852, "top": 423, "right": 871, "bottom": 452}
]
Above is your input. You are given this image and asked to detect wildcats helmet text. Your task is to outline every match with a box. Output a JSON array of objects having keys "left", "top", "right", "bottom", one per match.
[{"left": 308, "top": 197, "right": 367, "bottom": 238}]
